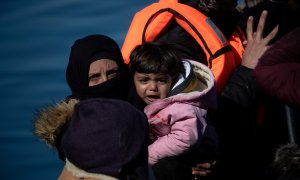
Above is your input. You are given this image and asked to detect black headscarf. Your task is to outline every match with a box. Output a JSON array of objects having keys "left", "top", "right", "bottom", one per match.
[{"left": 66, "top": 34, "right": 131, "bottom": 101}]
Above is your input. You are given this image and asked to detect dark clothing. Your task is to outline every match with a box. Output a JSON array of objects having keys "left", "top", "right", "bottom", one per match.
[
  {"left": 61, "top": 98, "right": 149, "bottom": 180},
  {"left": 156, "top": 21, "right": 207, "bottom": 65},
  {"left": 240, "top": 0, "right": 300, "bottom": 44},
  {"left": 151, "top": 123, "right": 219, "bottom": 180},
  {"left": 264, "top": 143, "right": 300, "bottom": 179},
  {"left": 218, "top": 66, "right": 257, "bottom": 109},
  {"left": 152, "top": 157, "right": 192, "bottom": 180},
  {"left": 254, "top": 26, "right": 300, "bottom": 109},
  {"left": 208, "top": 65, "right": 260, "bottom": 179},
  {"left": 66, "top": 34, "right": 131, "bottom": 101},
  {"left": 35, "top": 34, "right": 133, "bottom": 163},
  {"left": 254, "top": 26, "right": 300, "bottom": 149},
  {"left": 209, "top": 65, "right": 298, "bottom": 179},
  {"left": 208, "top": 3, "right": 300, "bottom": 178}
]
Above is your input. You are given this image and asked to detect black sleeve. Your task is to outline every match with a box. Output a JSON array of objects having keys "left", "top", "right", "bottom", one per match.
[{"left": 219, "top": 65, "right": 258, "bottom": 110}]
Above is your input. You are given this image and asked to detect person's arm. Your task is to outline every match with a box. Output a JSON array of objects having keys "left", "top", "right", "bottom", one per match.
[
  {"left": 220, "top": 10, "right": 279, "bottom": 109},
  {"left": 253, "top": 27, "right": 300, "bottom": 108}
]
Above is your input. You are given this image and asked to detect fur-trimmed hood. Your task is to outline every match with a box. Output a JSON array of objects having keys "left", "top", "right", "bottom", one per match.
[{"left": 34, "top": 98, "right": 79, "bottom": 148}]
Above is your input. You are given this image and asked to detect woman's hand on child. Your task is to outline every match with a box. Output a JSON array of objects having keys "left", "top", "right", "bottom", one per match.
[{"left": 192, "top": 161, "right": 216, "bottom": 178}]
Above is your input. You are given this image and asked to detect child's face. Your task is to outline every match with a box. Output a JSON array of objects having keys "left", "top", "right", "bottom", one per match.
[{"left": 134, "top": 72, "right": 173, "bottom": 105}]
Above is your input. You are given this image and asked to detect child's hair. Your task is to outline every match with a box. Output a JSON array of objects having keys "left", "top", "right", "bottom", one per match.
[{"left": 129, "top": 42, "right": 184, "bottom": 80}]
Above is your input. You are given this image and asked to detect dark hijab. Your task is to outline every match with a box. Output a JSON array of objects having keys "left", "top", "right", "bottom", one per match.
[{"left": 66, "top": 34, "right": 131, "bottom": 101}]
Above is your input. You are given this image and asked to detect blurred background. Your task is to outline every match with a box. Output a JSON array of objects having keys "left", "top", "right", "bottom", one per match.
[{"left": 0, "top": 1, "right": 154, "bottom": 179}]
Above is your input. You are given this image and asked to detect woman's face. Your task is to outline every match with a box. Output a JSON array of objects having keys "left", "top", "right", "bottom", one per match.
[
  {"left": 88, "top": 59, "right": 120, "bottom": 86},
  {"left": 133, "top": 72, "right": 173, "bottom": 105}
]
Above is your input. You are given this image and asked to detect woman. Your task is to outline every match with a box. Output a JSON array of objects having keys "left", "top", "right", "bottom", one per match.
[
  {"left": 65, "top": 34, "right": 131, "bottom": 101},
  {"left": 34, "top": 34, "right": 131, "bottom": 160},
  {"left": 34, "top": 35, "right": 153, "bottom": 179}
]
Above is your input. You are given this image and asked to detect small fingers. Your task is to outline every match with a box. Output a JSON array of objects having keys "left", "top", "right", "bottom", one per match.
[
  {"left": 192, "top": 168, "right": 211, "bottom": 176},
  {"left": 192, "top": 161, "right": 216, "bottom": 177},
  {"left": 195, "top": 163, "right": 211, "bottom": 169}
]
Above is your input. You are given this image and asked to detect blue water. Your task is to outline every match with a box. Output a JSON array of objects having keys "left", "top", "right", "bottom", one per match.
[{"left": 0, "top": 1, "right": 154, "bottom": 179}]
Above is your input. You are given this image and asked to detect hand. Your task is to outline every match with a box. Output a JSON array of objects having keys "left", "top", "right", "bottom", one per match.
[
  {"left": 192, "top": 161, "right": 216, "bottom": 178},
  {"left": 242, "top": 10, "right": 279, "bottom": 69}
]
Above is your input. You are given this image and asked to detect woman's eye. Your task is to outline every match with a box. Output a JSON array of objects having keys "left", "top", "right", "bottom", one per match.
[
  {"left": 89, "top": 74, "right": 100, "bottom": 82},
  {"left": 107, "top": 69, "right": 120, "bottom": 79},
  {"left": 90, "top": 77, "right": 98, "bottom": 81},
  {"left": 107, "top": 72, "right": 118, "bottom": 79}
]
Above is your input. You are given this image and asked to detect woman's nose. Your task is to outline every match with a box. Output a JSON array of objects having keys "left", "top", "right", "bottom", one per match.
[{"left": 98, "top": 75, "right": 108, "bottom": 84}]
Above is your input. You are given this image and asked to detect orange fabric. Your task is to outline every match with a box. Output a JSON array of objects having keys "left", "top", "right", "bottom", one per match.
[
  {"left": 121, "top": 0, "right": 245, "bottom": 94},
  {"left": 228, "top": 26, "right": 246, "bottom": 66}
]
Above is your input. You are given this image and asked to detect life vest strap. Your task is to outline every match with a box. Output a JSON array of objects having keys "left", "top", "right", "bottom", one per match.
[
  {"left": 142, "top": 8, "right": 174, "bottom": 44},
  {"left": 142, "top": 7, "right": 223, "bottom": 67},
  {"left": 210, "top": 46, "right": 232, "bottom": 61}
]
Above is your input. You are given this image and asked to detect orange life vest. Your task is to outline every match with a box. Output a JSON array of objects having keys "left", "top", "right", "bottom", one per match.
[{"left": 122, "top": 0, "right": 245, "bottom": 94}]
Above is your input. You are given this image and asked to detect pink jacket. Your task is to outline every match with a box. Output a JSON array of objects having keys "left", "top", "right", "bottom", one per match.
[{"left": 145, "top": 60, "right": 217, "bottom": 165}]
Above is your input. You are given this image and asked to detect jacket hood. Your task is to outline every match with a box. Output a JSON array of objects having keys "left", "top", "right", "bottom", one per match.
[
  {"left": 33, "top": 99, "right": 79, "bottom": 148},
  {"left": 146, "top": 59, "right": 217, "bottom": 111},
  {"left": 182, "top": 59, "right": 217, "bottom": 109}
]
